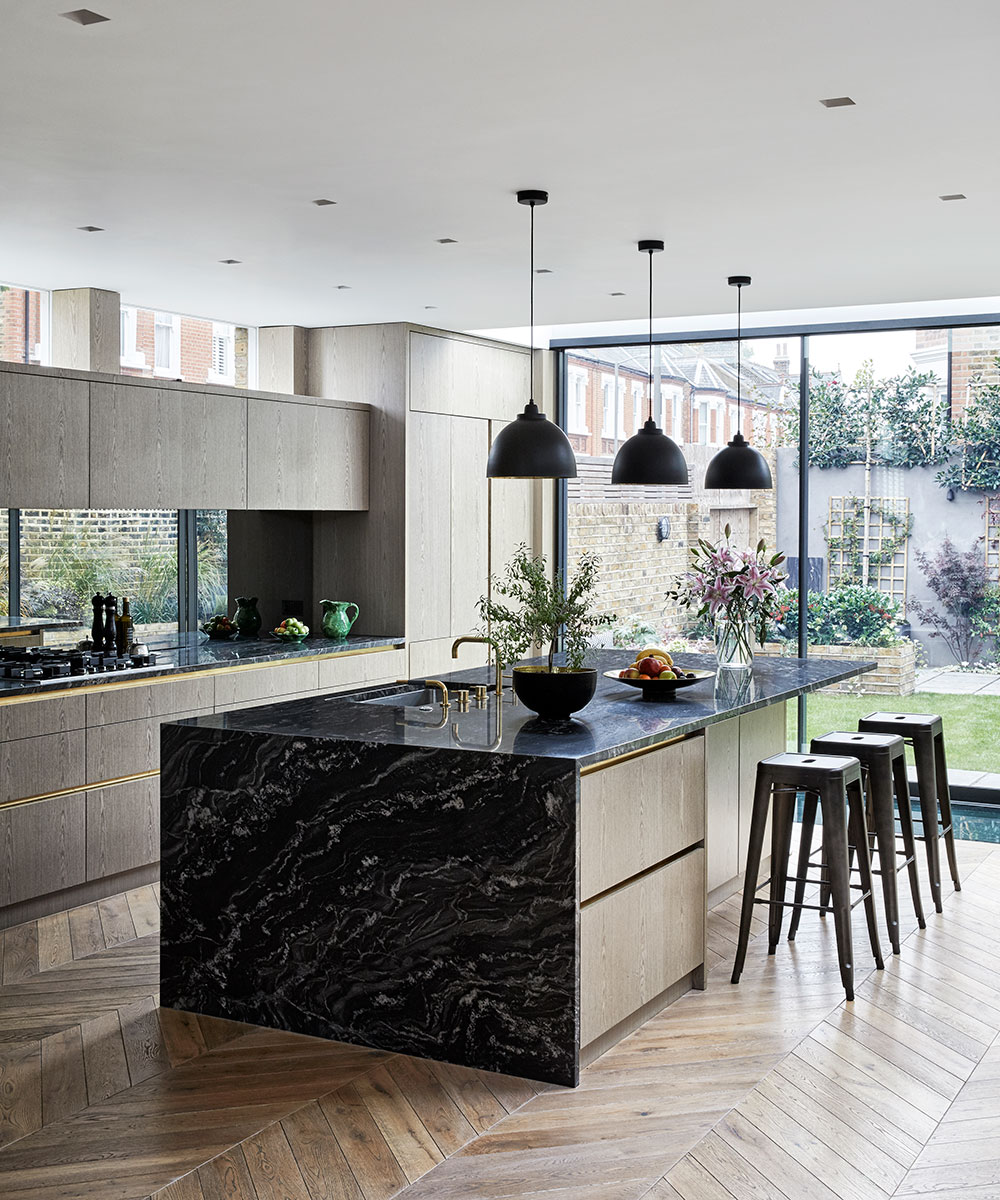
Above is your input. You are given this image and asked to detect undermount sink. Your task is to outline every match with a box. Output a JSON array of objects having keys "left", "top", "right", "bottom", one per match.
[{"left": 362, "top": 687, "right": 439, "bottom": 708}]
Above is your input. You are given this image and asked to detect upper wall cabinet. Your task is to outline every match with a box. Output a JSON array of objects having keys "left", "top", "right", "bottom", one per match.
[
  {"left": 0, "top": 371, "right": 90, "bottom": 507},
  {"left": 90, "top": 382, "right": 247, "bottom": 509},
  {"left": 408, "top": 331, "right": 530, "bottom": 421},
  {"left": 247, "top": 399, "right": 369, "bottom": 510}
]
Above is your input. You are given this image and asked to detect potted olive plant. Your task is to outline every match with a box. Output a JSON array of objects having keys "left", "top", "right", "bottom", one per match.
[{"left": 479, "top": 545, "right": 614, "bottom": 719}]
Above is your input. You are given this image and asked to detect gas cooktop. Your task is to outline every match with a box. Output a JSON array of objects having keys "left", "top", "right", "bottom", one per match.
[{"left": 0, "top": 646, "right": 172, "bottom": 682}]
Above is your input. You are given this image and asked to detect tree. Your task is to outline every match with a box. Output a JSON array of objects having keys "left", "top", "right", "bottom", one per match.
[
  {"left": 909, "top": 539, "right": 1000, "bottom": 664},
  {"left": 938, "top": 358, "right": 1000, "bottom": 492}
]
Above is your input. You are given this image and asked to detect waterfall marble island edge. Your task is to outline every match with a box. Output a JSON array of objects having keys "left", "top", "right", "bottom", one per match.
[{"left": 159, "top": 651, "right": 872, "bottom": 1088}]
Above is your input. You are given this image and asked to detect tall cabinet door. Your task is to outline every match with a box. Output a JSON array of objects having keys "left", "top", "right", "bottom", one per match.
[
  {"left": 0, "top": 371, "right": 90, "bottom": 507},
  {"left": 90, "top": 383, "right": 247, "bottom": 508}
]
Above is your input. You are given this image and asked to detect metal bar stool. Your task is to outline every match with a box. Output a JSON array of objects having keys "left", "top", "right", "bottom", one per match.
[
  {"left": 731, "top": 752, "right": 884, "bottom": 1002},
  {"left": 789, "top": 731, "right": 925, "bottom": 955},
  {"left": 857, "top": 712, "right": 961, "bottom": 913}
]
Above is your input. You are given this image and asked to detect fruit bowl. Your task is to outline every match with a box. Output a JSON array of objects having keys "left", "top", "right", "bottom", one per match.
[
  {"left": 603, "top": 667, "right": 714, "bottom": 700},
  {"left": 272, "top": 619, "right": 309, "bottom": 643},
  {"left": 201, "top": 616, "right": 237, "bottom": 641}
]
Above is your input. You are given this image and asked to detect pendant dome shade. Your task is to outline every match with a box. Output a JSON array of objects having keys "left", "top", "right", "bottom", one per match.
[
  {"left": 611, "top": 418, "right": 688, "bottom": 485},
  {"left": 704, "top": 274, "right": 773, "bottom": 490},
  {"left": 486, "top": 189, "right": 578, "bottom": 480},
  {"left": 704, "top": 431, "right": 773, "bottom": 489},
  {"left": 487, "top": 400, "right": 578, "bottom": 478},
  {"left": 611, "top": 239, "right": 689, "bottom": 486}
]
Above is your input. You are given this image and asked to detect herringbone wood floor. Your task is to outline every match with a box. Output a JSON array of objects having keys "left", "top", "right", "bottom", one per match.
[{"left": 2, "top": 837, "right": 998, "bottom": 1200}]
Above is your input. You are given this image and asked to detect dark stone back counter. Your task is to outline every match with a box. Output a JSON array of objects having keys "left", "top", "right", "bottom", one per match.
[
  {"left": 0, "top": 631, "right": 405, "bottom": 698},
  {"left": 169, "top": 649, "right": 874, "bottom": 769}
]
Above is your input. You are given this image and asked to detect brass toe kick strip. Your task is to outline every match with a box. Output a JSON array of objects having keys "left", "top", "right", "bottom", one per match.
[{"left": 0, "top": 769, "right": 160, "bottom": 812}]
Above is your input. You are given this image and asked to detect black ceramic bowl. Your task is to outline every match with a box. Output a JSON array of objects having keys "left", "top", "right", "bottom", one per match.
[{"left": 512, "top": 666, "right": 597, "bottom": 720}]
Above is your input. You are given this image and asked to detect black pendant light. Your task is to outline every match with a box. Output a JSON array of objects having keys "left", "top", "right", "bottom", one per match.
[
  {"left": 486, "top": 190, "right": 577, "bottom": 479},
  {"left": 704, "top": 275, "right": 773, "bottom": 489},
  {"left": 611, "top": 240, "right": 688, "bottom": 486}
]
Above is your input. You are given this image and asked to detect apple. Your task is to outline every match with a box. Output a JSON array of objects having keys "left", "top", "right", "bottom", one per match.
[
  {"left": 639, "top": 657, "right": 662, "bottom": 677},
  {"left": 626, "top": 667, "right": 641, "bottom": 679}
]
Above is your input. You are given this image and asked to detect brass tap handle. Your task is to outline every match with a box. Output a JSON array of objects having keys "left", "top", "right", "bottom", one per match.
[
  {"left": 455, "top": 689, "right": 470, "bottom": 711},
  {"left": 474, "top": 685, "right": 488, "bottom": 705},
  {"left": 424, "top": 679, "right": 450, "bottom": 711}
]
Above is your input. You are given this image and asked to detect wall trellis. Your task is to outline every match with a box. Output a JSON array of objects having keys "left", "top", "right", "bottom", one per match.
[
  {"left": 827, "top": 495, "right": 910, "bottom": 614},
  {"left": 986, "top": 494, "right": 1000, "bottom": 583}
]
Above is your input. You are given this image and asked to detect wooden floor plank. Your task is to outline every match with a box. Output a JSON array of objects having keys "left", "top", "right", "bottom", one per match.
[
  {"left": 120, "top": 995, "right": 168, "bottom": 1086},
  {"left": 319, "top": 1083, "right": 410, "bottom": 1200},
  {"left": 0, "top": 1042, "right": 41, "bottom": 1149},
  {"left": 68, "top": 903, "right": 106, "bottom": 959},
  {"left": 280, "top": 1100, "right": 364, "bottom": 1200},
  {"left": 717, "top": 1109, "right": 842, "bottom": 1200},
  {"left": 2, "top": 921, "right": 39, "bottom": 983},
  {"left": 198, "top": 1148, "right": 260, "bottom": 1200},
  {"left": 690, "top": 1129, "right": 794, "bottom": 1200},
  {"left": 242, "top": 1122, "right": 311, "bottom": 1200},
  {"left": 352, "top": 1064, "right": 444, "bottom": 1183},
  {"left": 429, "top": 1061, "right": 509, "bottom": 1134},
  {"left": 81, "top": 1009, "right": 131, "bottom": 1104},
  {"left": 385, "top": 1055, "right": 478, "bottom": 1157},
  {"left": 40, "top": 1025, "right": 87, "bottom": 1126},
  {"left": 35, "top": 911, "right": 73, "bottom": 973},
  {"left": 150, "top": 1172, "right": 208, "bottom": 1200},
  {"left": 98, "top": 893, "right": 137, "bottom": 948},
  {"left": 125, "top": 885, "right": 160, "bottom": 938},
  {"left": 663, "top": 1155, "right": 738, "bottom": 1199}
]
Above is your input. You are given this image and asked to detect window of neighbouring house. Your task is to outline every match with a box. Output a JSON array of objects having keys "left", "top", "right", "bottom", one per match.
[
  {"left": 0, "top": 282, "right": 47, "bottom": 365},
  {"left": 632, "top": 381, "right": 643, "bottom": 433},
  {"left": 120, "top": 303, "right": 254, "bottom": 387},
  {"left": 568, "top": 368, "right": 589, "bottom": 434}
]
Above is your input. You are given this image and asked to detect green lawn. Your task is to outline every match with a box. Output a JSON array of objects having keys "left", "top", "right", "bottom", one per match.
[{"left": 787, "top": 691, "right": 1000, "bottom": 774}]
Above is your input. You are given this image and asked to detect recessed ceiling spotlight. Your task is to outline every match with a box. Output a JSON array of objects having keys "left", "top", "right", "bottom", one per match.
[
  {"left": 940, "top": 193, "right": 967, "bottom": 201},
  {"left": 535, "top": 268, "right": 553, "bottom": 274},
  {"left": 219, "top": 259, "right": 241, "bottom": 265},
  {"left": 77, "top": 225, "right": 104, "bottom": 232},
  {"left": 61, "top": 9, "right": 109, "bottom": 24},
  {"left": 335, "top": 284, "right": 351, "bottom": 290},
  {"left": 424, "top": 305, "right": 438, "bottom": 310},
  {"left": 436, "top": 238, "right": 458, "bottom": 244},
  {"left": 610, "top": 291, "right": 626, "bottom": 297},
  {"left": 820, "top": 96, "right": 856, "bottom": 108},
  {"left": 312, "top": 198, "right": 336, "bottom": 206}
]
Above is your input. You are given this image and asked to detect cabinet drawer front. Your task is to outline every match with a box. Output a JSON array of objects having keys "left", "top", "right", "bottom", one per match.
[
  {"left": 317, "top": 648, "right": 407, "bottom": 692},
  {"left": 214, "top": 660, "right": 320, "bottom": 709},
  {"left": 581, "top": 848, "right": 705, "bottom": 1046},
  {"left": 1, "top": 730, "right": 86, "bottom": 804},
  {"left": 0, "top": 792, "right": 87, "bottom": 906},
  {"left": 86, "top": 676, "right": 215, "bottom": 727},
  {"left": 87, "top": 776, "right": 159, "bottom": 879},
  {"left": 581, "top": 735, "right": 705, "bottom": 901},
  {"left": 0, "top": 694, "right": 87, "bottom": 741},
  {"left": 409, "top": 331, "right": 530, "bottom": 421},
  {"left": 0, "top": 371, "right": 90, "bottom": 507},
  {"left": 86, "top": 709, "right": 213, "bottom": 783}
]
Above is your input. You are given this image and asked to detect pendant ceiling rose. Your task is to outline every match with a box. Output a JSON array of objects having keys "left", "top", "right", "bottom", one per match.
[{"left": 487, "top": 189, "right": 577, "bottom": 479}]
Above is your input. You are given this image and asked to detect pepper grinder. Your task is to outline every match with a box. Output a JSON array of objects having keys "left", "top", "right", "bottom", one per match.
[
  {"left": 91, "top": 593, "right": 106, "bottom": 651},
  {"left": 103, "top": 595, "right": 118, "bottom": 655}
]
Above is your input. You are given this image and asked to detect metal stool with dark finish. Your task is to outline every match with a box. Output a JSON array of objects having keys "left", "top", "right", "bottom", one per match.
[
  {"left": 857, "top": 711, "right": 961, "bottom": 913},
  {"left": 790, "top": 731, "right": 926, "bottom": 955},
  {"left": 731, "top": 751, "right": 884, "bottom": 1002}
]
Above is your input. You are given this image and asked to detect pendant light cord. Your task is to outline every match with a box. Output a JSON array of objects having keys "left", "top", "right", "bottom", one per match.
[
  {"left": 736, "top": 282, "right": 742, "bottom": 434},
  {"left": 528, "top": 200, "right": 535, "bottom": 385},
  {"left": 647, "top": 248, "right": 654, "bottom": 423}
]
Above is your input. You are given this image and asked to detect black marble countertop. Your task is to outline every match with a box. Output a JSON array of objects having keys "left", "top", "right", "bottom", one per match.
[
  {"left": 172, "top": 649, "right": 874, "bottom": 769},
  {"left": 0, "top": 617, "right": 80, "bottom": 631},
  {"left": 0, "top": 631, "right": 405, "bottom": 698}
]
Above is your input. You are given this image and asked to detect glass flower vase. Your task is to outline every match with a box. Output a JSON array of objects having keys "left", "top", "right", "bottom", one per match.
[{"left": 714, "top": 613, "right": 754, "bottom": 671}]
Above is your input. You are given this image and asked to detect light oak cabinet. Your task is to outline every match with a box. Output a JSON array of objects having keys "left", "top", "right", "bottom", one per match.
[
  {"left": 317, "top": 647, "right": 408, "bottom": 692},
  {"left": 408, "top": 330, "right": 530, "bottom": 421},
  {"left": 0, "top": 792, "right": 87, "bottom": 906},
  {"left": 0, "top": 694, "right": 86, "bottom": 742},
  {"left": 86, "top": 708, "right": 214, "bottom": 782},
  {"left": 0, "top": 371, "right": 90, "bottom": 507},
  {"left": 247, "top": 398, "right": 369, "bottom": 510},
  {"left": 1, "top": 730, "right": 86, "bottom": 804},
  {"left": 87, "top": 776, "right": 159, "bottom": 879},
  {"left": 89, "top": 382, "right": 247, "bottom": 508},
  {"left": 581, "top": 849, "right": 705, "bottom": 1046}
]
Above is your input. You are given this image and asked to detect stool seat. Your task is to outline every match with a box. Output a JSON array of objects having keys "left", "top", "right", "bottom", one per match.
[
  {"left": 858, "top": 710, "right": 959, "bottom": 912},
  {"left": 807, "top": 729, "right": 926, "bottom": 952},
  {"left": 860, "top": 712, "right": 943, "bottom": 736},
  {"left": 760, "top": 751, "right": 862, "bottom": 782}
]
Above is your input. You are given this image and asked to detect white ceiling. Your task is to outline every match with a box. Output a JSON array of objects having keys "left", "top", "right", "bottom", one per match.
[{"left": 2, "top": 0, "right": 998, "bottom": 335}]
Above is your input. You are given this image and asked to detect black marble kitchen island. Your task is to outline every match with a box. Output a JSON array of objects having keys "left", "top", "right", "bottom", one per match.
[{"left": 160, "top": 651, "right": 871, "bottom": 1087}]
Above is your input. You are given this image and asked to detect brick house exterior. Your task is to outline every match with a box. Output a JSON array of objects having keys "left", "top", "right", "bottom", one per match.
[{"left": 0, "top": 286, "right": 43, "bottom": 365}]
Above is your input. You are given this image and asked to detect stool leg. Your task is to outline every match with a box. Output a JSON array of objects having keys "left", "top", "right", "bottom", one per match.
[
  {"left": 935, "top": 732, "right": 962, "bottom": 893},
  {"left": 768, "top": 788, "right": 796, "bottom": 954},
  {"left": 848, "top": 777, "right": 885, "bottom": 971},
  {"left": 787, "top": 791, "right": 818, "bottom": 942},
  {"left": 893, "top": 751, "right": 926, "bottom": 930},
  {"left": 732, "top": 769, "right": 772, "bottom": 985},
  {"left": 914, "top": 734, "right": 944, "bottom": 913},
  {"left": 820, "top": 781, "right": 855, "bottom": 1002},
  {"left": 869, "top": 760, "right": 901, "bottom": 955}
]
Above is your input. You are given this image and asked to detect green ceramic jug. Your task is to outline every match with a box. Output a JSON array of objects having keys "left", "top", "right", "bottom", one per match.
[
  {"left": 233, "top": 596, "right": 262, "bottom": 638},
  {"left": 321, "top": 600, "right": 360, "bottom": 640}
]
